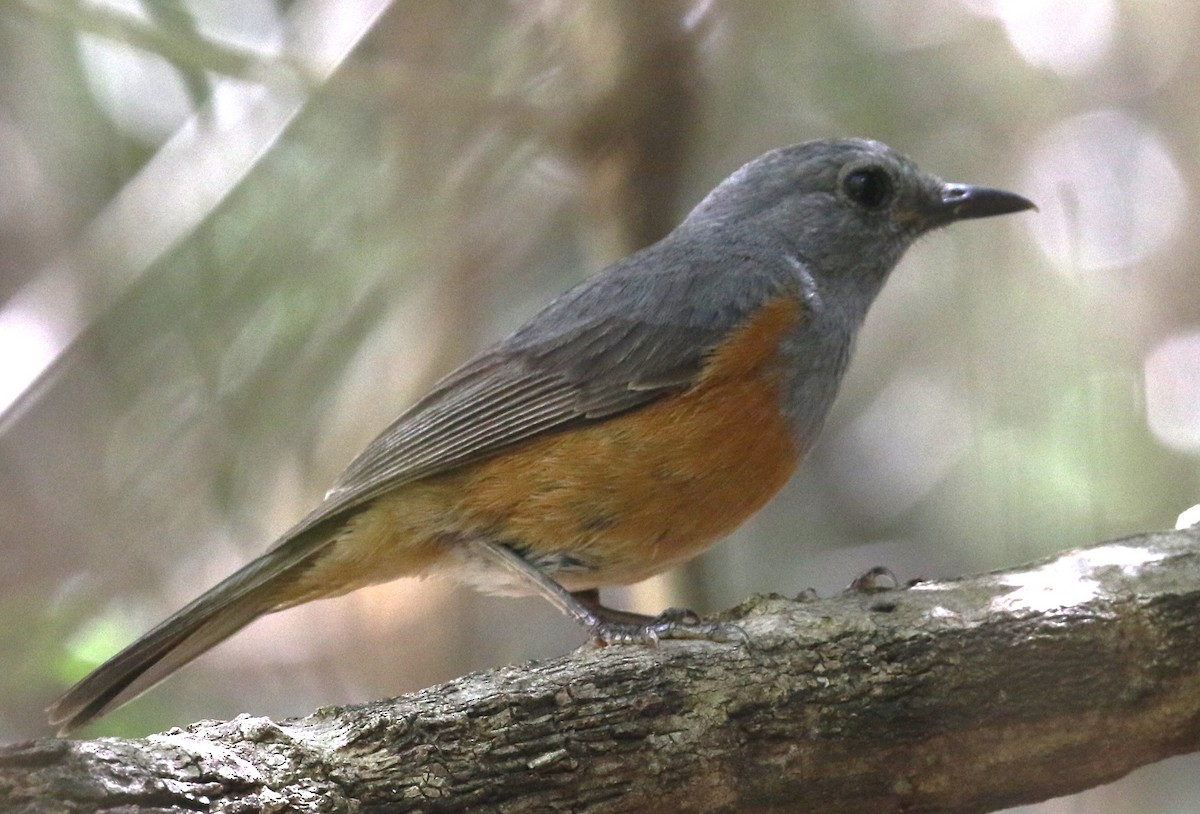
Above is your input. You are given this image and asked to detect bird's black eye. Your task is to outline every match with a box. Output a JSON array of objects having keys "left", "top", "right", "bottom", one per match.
[{"left": 842, "top": 166, "right": 893, "bottom": 209}]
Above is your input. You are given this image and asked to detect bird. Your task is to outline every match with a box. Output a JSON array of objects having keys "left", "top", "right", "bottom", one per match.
[{"left": 48, "top": 137, "right": 1035, "bottom": 734}]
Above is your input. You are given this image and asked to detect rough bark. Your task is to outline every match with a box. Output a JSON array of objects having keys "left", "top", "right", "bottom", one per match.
[{"left": 5, "top": 527, "right": 1200, "bottom": 813}]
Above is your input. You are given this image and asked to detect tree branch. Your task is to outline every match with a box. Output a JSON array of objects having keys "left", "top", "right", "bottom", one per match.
[{"left": 5, "top": 527, "right": 1200, "bottom": 813}]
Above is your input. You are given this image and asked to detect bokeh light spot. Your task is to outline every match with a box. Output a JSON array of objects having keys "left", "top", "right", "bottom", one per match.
[
  {"left": 77, "top": 34, "right": 195, "bottom": 145},
  {"left": 1144, "top": 332, "right": 1200, "bottom": 453},
  {"left": 1022, "top": 110, "right": 1187, "bottom": 279},
  {"left": 969, "top": 0, "right": 1115, "bottom": 75},
  {"left": 0, "top": 305, "right": 59, "bottom": 417}
]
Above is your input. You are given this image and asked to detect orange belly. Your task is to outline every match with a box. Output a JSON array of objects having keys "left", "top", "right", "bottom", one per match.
[{"left": 288, "top": 297, "right": 805, "bottom": 600}]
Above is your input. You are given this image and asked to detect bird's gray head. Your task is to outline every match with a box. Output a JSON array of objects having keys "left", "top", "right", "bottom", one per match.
[
  {"left": 683, "top": 138, "right": 1034, "bottom": 289},
  {"left": 676, "top": 139, "right": 1034, "bottom": 442}
]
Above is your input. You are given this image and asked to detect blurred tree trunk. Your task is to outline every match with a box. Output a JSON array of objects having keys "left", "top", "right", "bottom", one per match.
[
  {"left": 566, "top": 0, "right": 704, "bottom": 259},
  {"left": 5, "top": 527, "right": 1200, "bottom": 813}
]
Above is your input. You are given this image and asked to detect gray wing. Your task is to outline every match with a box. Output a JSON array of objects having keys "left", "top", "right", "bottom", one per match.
[
  {"left": 320, "top": 313, "right": 719, "bottom": 510},
  {"left": 280, "top": 234, "right": 800, "bottom": 542}
]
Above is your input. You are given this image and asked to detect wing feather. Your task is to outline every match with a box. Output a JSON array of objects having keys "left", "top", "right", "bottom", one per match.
[
  {"left": 291, "top": 241, "right": 798, "bottom": 536},
  {"left": 321, "top": 341, "right": 684, "bottom": 511}
]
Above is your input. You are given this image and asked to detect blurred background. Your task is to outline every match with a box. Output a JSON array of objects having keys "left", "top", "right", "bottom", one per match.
[{"left": 1, "top": 1, "right": 1199, "bottom": 810}]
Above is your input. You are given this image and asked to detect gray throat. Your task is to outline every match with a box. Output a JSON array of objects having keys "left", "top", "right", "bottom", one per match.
[{"left": 773, "top": 248, "right": 897, "bottom": 447}]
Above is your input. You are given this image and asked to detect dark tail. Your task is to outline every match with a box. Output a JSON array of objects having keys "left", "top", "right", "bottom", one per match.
[{"left": 48, "top": 514, "right": 347, "bottom": 735}]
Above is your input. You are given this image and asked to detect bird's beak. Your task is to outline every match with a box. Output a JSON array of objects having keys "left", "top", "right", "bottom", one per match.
[{"left": 930, "top": 182, "right": 1037, "bottom": 225}]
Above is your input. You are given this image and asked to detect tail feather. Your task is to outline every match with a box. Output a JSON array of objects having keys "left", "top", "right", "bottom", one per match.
[{"left": 48, "top": 514, "right": 347, "bottom": 735}]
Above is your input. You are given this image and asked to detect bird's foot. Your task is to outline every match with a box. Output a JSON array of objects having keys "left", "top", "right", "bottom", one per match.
[{"left": 590, "top": 607, "right": 748, "bottom": 646}]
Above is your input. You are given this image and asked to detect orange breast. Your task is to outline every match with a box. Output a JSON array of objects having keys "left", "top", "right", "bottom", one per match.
[{"left": 449, "top": 296, "right": 806, "bottom": 588}]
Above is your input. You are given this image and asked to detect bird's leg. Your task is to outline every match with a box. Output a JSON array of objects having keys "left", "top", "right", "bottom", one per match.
[
  {"left": 469, "top": 540, "right": 747, "bottom": 646},
  {"left": 569, "top": 588, "right": 659, "bottom": 625}
]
